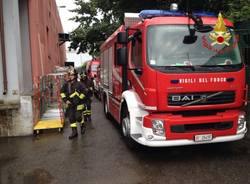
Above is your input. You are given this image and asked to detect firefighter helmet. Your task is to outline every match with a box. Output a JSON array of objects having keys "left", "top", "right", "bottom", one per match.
[
  {"left": 80, "top": 73, "right": 86, "bottom": 79},
  {"left": 68, "top": 67, "right": 77, "bottom": 76}
]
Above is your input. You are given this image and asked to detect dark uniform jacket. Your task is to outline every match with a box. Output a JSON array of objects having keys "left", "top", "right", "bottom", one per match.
[
  {"left": 60, "top": 80, "right": 87, "bottom": 111},
  {"left": 82, "top": 77, "right": 94, "bottom": 98}
]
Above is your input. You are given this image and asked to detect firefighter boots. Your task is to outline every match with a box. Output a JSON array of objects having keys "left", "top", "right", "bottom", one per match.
[
  {"left": 87, "top": 116, "right": 94, "bottom": 129},
  {"left": 69, "top": 127, "right": 78, "bottom": 139}
]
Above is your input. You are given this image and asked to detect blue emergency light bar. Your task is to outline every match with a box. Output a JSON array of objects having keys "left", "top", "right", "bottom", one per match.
[{"left": 139, "top": 10, "right": 216, "bottom": 19}]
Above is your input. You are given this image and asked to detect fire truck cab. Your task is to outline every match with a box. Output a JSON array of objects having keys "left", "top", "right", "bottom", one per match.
[
  {"left": 100, "top": 9, "right": 247, "bottom": 147},
  {"left": 86, "top": 58, "right": 100, "bottom": 78},
  {"left": 86, "top": 58, "right": 101, "bottom": 98}
]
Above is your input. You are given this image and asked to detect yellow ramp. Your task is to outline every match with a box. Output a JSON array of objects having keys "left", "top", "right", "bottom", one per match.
[{"left": 34, "top": 119, "right": 64, "bottom": 130}]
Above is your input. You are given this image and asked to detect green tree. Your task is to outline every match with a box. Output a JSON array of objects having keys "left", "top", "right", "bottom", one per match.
[
  {"left": 69, "top": 0, "right": 119, "bottom": 56},
  {"left": 226, "top": 0, "right": 250, "bottom": 22},
  {"left": 70, "top": 0, "right": 189, "bottom": 56}
]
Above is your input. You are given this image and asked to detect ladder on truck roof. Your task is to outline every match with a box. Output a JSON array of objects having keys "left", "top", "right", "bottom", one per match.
[
  {"left": 34, "top": 73, "right": 65, "bottom": 135},
  {"left": 124, "top": 13, "right": 140, "bottom": 27}
]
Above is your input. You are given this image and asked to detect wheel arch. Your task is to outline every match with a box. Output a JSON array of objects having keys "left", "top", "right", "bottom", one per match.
[
  {"left": 120, "top": 90, "right": 140, "bottom": 122},
  {"left": 120, "top": 90, "right": 149, "bottom": 143},
  {"left": 120, "top": 90, "right": 148, "bottom": 124},
  {"left": 102, "top": 89, "right": 111, "bottom": 119},
  {"left": 102, "top": 89, "right": 109, "bottom": 107}
]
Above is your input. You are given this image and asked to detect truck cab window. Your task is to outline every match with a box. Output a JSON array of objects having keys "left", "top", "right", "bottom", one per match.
[
  {"left": 131, "top": 36, "right": 142, "bottom": 68},
  {"left": 147, "top": 25, "right": 242, "bottom": 68}
]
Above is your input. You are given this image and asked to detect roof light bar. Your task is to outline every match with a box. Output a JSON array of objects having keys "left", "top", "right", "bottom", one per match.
[{"left": 139, "top": 10, "right": 216, "bottom": 19}]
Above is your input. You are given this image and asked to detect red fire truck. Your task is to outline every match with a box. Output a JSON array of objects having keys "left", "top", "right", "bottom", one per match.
[
  {"left": 86, "top": 58, "right": 101, "bottom": 98},
  {"left": 86, "top": 58, "right": 100, "bottom": 78},
  {"left": 100, "top": 8, "right": 247, "bottom": 147}
]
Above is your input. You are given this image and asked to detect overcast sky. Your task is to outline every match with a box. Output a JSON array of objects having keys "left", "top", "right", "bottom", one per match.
[
  {"left": 56, "top": 0, "right": 79, "bottom": 33},
  {"left": 56, "top": 0, "right": 91, "bottom": 67}
]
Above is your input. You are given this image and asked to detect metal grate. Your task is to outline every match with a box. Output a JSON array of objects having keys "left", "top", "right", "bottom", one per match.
[{"left": 171, "top": 121, "right": 233, "bottom": 133}]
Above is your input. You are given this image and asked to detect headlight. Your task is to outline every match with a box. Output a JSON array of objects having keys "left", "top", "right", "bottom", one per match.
[
  {"left": 237, "top": 114, "right": 246, "bottom": 132},
  {"left": 152, "top": 120, "right": 165, "bottom": 136}
]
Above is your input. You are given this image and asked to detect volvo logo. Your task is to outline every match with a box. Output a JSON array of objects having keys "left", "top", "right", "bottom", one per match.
[
  {"left": 171, "top": 95, "right": 209, "bottom": 102},
  {"left": 170, "top": 92, "right": 224, "bottom": 106},
  {"left": 200, "top": 95, "right": 208, "bottom": 102},
  {"left": 172, "top": 95, "right": 194, "bottom": 102}
]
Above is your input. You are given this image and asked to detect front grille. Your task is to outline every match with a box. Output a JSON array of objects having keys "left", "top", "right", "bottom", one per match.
[
  {"left": 172, "top": 110, "right": 225, "bottom": 117},
  {"left": 168, "top": 91, "right": 235, "bottom": 106},
  {"left": 171, "top": 121, "right": 233, "bottom": 133}
]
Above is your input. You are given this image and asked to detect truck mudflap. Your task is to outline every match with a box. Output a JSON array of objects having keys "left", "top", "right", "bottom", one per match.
[{"left": 131, "top": 129, "right": 246, "bottom": 147}]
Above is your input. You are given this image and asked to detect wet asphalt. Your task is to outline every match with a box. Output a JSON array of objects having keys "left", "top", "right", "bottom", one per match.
[{"left": 0, "top": 99, "right": 250, "bottom": 184}]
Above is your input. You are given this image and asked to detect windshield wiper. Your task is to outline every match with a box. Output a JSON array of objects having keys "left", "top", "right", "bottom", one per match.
[
  {"left": 178, "top": 65, "right": 196, "bottom": 71},
  {"left": 198, "top": 64, "right": 241, "bottom": 68},
  {"left": 156, "top": 65, "right": 196, "bottom": 71},
  {"left": 198, "top": 65, "right": 227, "bottom": 67}
]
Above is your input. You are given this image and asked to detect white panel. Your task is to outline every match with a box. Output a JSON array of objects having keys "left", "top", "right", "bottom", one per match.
[
  {"left": 0, "top": 33, "right": 3, "bottom": 100},
  {"left": 2, "top": 0, "right": 21, "bottom": 103},
  {"left": 100, "top": 52, "right": 104, "bottom": 84},
  {"left": 103, "top": 49, "right": 109, "bottom": 86},
  {"left": 19, "top": 0, "right": 32, "bottom": 95},
  {"left": 108, "top": 47, "right": 113, "bottom": 92}
]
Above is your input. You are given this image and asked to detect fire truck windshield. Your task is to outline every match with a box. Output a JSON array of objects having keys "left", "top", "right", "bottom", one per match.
[
  {"left": 147, "top": 25, "right": 242, "bottom": 72},
  {"left": 91, "top": 64, "right": 98, "bottom": 72}
]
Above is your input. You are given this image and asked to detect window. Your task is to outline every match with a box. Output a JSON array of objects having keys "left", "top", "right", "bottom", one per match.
[
  {"left": 131, "top": 36, "right": 142, "bottom": 68},
  {"left": 147, "top": 25, "right": 241, "bottom": 67}
]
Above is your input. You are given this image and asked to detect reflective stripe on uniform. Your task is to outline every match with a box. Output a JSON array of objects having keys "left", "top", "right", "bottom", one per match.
[
  {"left": 70, "top": 91, "right": 79, "bottom": 98},
  {"left": 60, "top": 93, "right": 66, "bottom": 98},
  {"left": 83, "top": 110, "right": 91, "bottom": 115},
  {"left": 77, "top": 104, "right": 84, "bottom": 110},
  {"left": 79, "top": 93, "right": 85, "bottom": 99},
  {"left": 70, "top": 122, "right": 77, "bottom": 128},
  {"left": 80, "top": 119, "right": 84, "bottom": 125}
]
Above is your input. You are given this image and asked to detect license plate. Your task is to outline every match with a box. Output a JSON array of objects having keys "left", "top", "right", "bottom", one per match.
[{"left": 194, "top": 134, "right": 213, "bottom": 142}]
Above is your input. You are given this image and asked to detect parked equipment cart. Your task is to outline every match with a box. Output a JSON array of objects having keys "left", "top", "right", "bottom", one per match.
[{"left": 34, "top": 73, "right": 66, "bottom": 134}]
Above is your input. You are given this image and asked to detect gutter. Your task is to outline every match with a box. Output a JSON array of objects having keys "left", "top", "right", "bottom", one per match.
[{"left": 0, "top": 0, "right": 7, "bottom": 95}]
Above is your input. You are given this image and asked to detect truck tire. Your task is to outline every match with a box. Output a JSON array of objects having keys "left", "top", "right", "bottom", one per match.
[
  {"left": 121, "top": 105, "right": 139, "bottom": 149},
  {"left": 103, "top": 96, "right": 111, "bottom": 119}
]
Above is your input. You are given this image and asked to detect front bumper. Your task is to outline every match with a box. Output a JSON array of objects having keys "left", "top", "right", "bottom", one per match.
[
  {"left": 131, "top": 127, "right": 247, "bottom": 147},
  {"left": 131, "top": 109, "right": 247, "bottom": 147}
]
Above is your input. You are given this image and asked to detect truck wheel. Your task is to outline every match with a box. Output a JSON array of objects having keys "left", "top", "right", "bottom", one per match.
[
  {"left": 122, "top": 116, "right": 130, "bottom": 137},
  {"left": 121, "top": 106, "right": 138, "bottom": 149},
  {"left": 33, "top": 130, "right": 39, "bottom": 136},
  {"left": 58, "top": 128, "right": 63, "bottom": 133},
  {"left": 104, "top": 97, "right": 111, "bottom": 119}
]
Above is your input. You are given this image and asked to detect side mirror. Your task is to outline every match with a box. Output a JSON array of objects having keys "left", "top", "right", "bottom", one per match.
[
  {"left": 183, "top": 35, "right": 197, "bottom": 44},
  {"left": 117, "top": 32, "right": 127, "bottom": 44},
  {"left": 117, "top": 48, "right": 127, "bottom": 66}
]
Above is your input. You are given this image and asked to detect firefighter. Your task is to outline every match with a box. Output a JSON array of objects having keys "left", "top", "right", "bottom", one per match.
[
  {"left": 80, "top": 72, "right": 94, "bottom": 127},
  {"left": 60, "top": 68, "right": 87, "bottom": 139}
]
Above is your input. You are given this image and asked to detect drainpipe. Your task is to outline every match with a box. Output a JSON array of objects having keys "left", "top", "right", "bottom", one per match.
[{"left": 0, "top": 0, "right": 7, "bottom": 95}]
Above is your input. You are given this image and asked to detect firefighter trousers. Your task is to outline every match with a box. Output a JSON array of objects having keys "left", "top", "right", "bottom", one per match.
[
  {"left": 68, "top": 107, "right": 84, "bottom": 128},
  {"left": 83, "top": 99, "right": 91, "bottom": 122}
]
